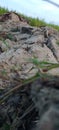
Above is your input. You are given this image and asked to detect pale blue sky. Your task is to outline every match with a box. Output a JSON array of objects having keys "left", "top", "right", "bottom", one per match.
[{"left": 0, "top": 0, "right": 59, "bottom": 25}]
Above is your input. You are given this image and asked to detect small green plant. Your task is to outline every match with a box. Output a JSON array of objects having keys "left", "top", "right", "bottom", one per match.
[
  {"left": 56, "top": 41, "right": 59, "bottom": 45},
  {"left": 0, "top": 6, "right": 9, "bottom": 15},
  {"left": 0, "top": 58, "right": 59, "bottom": 104},
  {"left": 2, "top": 123, "right": 10, "bottom": 130},
  {"left": 7, "top": 34, "right": 14, "bottom": 41},
  {"left": 28, "top": 17, "right": 46, "bottom": 27},
  {"left": 48, "top": 23, "right": 59, "bottom": 31},
  {"left": 28, "top": 58, "right": 59, "bottom": 72},
  {"left": 2, "top": 39, "right": 10, "bottom": 49},
  {"left": 1, "top": 69, "right": 7, "bottom": 76}
]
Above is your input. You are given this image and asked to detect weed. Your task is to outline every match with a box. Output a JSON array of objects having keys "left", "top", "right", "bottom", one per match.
[
  {"left": 56, "top": 41, "right": 59, "bottom": 45},
  {"left": 28, "top": 58, "right": 59, "bottom": 72},
  {"left": 0, "top": 6, "right": 9, "bottom": 15},
  {"left": 1, "top": 69, "right": 7, "bottom": 76},
  {"left": 2, "top": 40, "right": 10, "bottom": 49},
  {"left": 7, "top": 34, "right": 14, "bottom": 41}
]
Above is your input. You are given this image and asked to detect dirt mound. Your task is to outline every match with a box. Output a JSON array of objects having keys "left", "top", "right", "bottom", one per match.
[{"left": 0, "top": 12, "right": 28, "bottom": 23}]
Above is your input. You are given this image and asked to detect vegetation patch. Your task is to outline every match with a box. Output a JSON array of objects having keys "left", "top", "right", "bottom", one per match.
[
  {"left": 0, "top": 6, "right": 9, "bottom": 15},
  {"left": 56, "top": 41, "right": 59, "bottom": 45},
  {"left": 0, "top": 6, "right": 59, "bottom": 31}
]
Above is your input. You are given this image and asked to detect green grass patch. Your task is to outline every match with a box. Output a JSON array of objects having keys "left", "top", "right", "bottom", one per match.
[
  {"left": 48, "top": 23, "right": 59, "bottom": 31},
  {"left": 0, "top": 6, "right": 9, "bottom": 15},
  {"left": 0, "top": 6, "right": 59, "bottom": 31},
  {"left": 28, "top": 58, "right": 59, "bottom": 72},
  {"left": 17, "top": 12, "right": 59, "bottom": 31}
]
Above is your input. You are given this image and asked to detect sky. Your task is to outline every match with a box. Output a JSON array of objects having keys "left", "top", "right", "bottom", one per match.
[{"left": 0, "top": 0, "right": 59, "bottom": 25}]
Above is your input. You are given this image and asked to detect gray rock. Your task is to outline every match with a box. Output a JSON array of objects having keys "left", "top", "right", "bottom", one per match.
[
  {"left": 0, "top": 25, "right": 3, "bottom": 31},
  {"left": 45, "top": 36, "right": 59, "bottom": 61},
  {"left": 36, "top": 106, "right": 59, "bottom": 130},
  {"left": 25, "top": 35, "right": 44, "bottom": 44},
  {"left": 31, "top": 79, "right": 59, "bottom": 130}
]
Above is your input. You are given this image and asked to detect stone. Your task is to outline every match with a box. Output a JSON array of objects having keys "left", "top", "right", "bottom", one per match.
[
  {"left": 45, "top": 36, "right": 59, "bottom": 62},
  {"left": 0, "top": 25, "right": 3, "bottom": 31},
  {"left": 31, "top": 79, "right": 59, "bottom": 130},
  {"left": 9, "top": 12, "right": 20, "bottom": 22},
  {"left": 25, "top": 35, "right": 44, "bottom": 44},
  {"left": 30, "top": 44, "right": 58, "bottom": 63},
  {"left": 0, "top": 40, "right": 8, "bottom": 52},
  {"left": 36, "top": 106, "right": 59, "bottom": 130}
]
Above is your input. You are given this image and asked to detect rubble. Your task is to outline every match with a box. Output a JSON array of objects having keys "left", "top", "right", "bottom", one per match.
[{"left": 0, "top": 12, "right": 59, "bottom": 130}]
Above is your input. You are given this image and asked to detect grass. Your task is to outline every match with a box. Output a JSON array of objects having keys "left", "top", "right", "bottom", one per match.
[
  {"left": 0, "top": 58, "right": 59, "bottom": 104},
  {"left": 0, "top": 6, "right": 59, "bottom": 31},
  {"left": 0, "top": 6, "right": 9, "bottom": 15},
  {"left": 28, "top": 58, "right": 59, "bottom": 72},
  {"left": 48, "top": 23, "right": 59, "bottom": 31},
  {"left": 18, "top": 12, "right": 59, "bottom": 30},
  {"left": 1, "top": 69, "right": 7, "bottom": 76},
  {"left": 17, "top": 12, "right": 59, "bottom": 31}
]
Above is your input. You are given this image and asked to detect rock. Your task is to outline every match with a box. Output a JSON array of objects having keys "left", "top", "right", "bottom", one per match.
[
  {"left": 21, "top": 26, "right": 33, "bottom": 34},
  {"left": 0, "top": 39, "right": 15, "bottom": 52},
  {"left": 30, "top": 44, "right": 57, "bottom": 63},
  {"left": 0, "top": 40, "right": 8, "bottom": 52},
  {"left": 0, "top": 25, "right": 3, "bottom": 31},
  {"left": 25, "top": 35, "right": 44, "bottom": 44},
  {"left": 5, "top": 39, "right": 16, "bottom": 48},
  {"left": 45, "top": 36, "right": 59, "bottom": 62},
  {"left": 47, "top": 68, "right": 59, "bottom": 76},
  {"left": 9, "top": 12, "right": 20, "bottom": 22},
  {"left": 14, "top": 33, "right": 30, "bottom": 41},
  {"left": 0, "top": 12, "right": 28, "bottom": 23},
  {"left": 31, "top": 79, "right": 59, "bottom": 130},
  {"left": 36, "top": 106, "right": 59, "bottom": 130}
]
